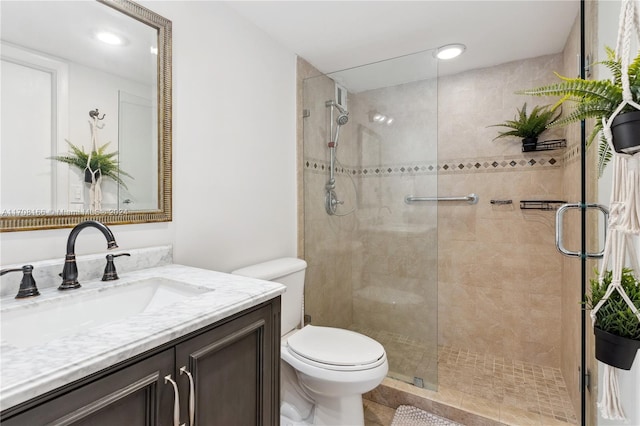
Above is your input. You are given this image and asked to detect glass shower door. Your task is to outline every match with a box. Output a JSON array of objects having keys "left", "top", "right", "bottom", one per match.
[{"left": 302, "top": 50, "right": 439, "bottom": 389}]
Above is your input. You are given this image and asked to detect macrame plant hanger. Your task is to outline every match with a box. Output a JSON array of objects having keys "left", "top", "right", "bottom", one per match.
[
  {"left": 86, "top": 109, "right": 105, "bottom": 212},
  {"left": 590, "top": 0, "right": 640, "bottom": 420}
]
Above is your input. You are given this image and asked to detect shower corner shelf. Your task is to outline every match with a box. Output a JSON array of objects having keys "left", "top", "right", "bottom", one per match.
[
  {"left": 522, "top": 138, "right": 567, "bottom": 152},
  {"left": 519, "top": 200, "right": 567, "bottom": 211}
]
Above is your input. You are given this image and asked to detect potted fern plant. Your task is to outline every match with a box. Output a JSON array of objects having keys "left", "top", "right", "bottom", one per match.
[
  {"left": 51, "top": 140, "right": 131, "bottom": 188},
  {"left": 519, "top": 47, "right": 640, "bottom": 174},
  {"left": 489, "top": 103, "right": 561, "bottom": 151},
  {"left": 586, "top": 268, "right": 640, "bottom": 370}
]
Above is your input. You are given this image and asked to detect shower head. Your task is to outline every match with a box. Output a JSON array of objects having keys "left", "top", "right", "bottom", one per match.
[
  {"left": 332, "top": 114, "right": 349, "bottom": 145},
  {"left": 326, "top": 99, "right": 349, "bottom": 146}
]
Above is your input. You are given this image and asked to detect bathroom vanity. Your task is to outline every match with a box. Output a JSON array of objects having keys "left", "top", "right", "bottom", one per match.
[{"left": 0, "top": 253, "right": 284, "bottom": 425}]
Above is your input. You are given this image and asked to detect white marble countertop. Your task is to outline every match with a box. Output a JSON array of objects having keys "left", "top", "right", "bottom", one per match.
[{"left": 0, "top": 264, "right": 285, "bottom": 411}]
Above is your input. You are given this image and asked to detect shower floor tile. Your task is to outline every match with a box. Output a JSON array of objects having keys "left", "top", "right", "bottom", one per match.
[
  {"left": 437, "top": 346, "right": 577, "bottom": 424},
  {"left": 352, "top": 326, "right": 577, "bottom": 425}
]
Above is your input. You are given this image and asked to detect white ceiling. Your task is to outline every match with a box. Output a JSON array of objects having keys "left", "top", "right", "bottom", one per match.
[
  {"left": 226, "top": 1, "right": 580, "bottom": 77},
  {"left": 1, "top": 1, "right": 157, "bottom": 84},
  {"left": 1, "top": 1, "right": 580, "bottom": 89}
]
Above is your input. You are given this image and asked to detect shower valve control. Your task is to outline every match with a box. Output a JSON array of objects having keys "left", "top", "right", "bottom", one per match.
[{"left": 325, "top": 190, "right": 343, "bottom": 215}]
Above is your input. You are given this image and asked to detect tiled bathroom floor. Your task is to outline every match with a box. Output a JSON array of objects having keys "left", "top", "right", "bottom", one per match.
[{"left": 354, "top": 326, "right": 578, "bottom": 425}]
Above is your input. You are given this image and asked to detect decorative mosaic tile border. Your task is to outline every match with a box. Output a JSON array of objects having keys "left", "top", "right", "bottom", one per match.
[
  {"left": 563, "top": 142, "right": 581, "bottom": 165},
  {"left": 436, "top": 155, "right": 561, "bottom": 175},
  {"left": 304, "top": 153, "right": 562, "bottom": 177}
]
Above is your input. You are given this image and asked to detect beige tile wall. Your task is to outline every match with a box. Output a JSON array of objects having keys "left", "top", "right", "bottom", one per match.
[
  {"left": 349, "top": 76, "right": 439, "bottom": 346},
  {"left": 437, "top": 53, "right": 566, "bottom": 367}
]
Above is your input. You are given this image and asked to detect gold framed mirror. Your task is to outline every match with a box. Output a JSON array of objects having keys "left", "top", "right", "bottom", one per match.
[{"left": 0, "top": 0, "right": 171, "bottom": 232}]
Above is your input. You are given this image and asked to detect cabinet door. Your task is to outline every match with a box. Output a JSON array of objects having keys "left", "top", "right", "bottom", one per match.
[
  {"left": 2, "top": 349, "right": 175, "bottom": 426},
  {"left": 176, "top": 302, "right": 280, "bottom": 426}
]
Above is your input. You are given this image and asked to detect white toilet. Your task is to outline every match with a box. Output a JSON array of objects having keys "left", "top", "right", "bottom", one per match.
[{"left": 232, "top": 258, "right": 388, "bottom": 426}]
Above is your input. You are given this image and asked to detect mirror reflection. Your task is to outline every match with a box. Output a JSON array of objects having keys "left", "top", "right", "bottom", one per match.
[{"left": 0, "top": 0, "right": 171, "bottom": 231}]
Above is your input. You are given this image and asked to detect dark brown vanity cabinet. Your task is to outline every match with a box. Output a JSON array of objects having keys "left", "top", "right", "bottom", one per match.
[
  {"left": 2, "top": 349, "right": 176, "bottom": 426},
  {"left": 1, "top": 298, "right": 280, "bottom": 426},
  {"left": 176, "top": 301, "right": 279, "bottom": 425}
]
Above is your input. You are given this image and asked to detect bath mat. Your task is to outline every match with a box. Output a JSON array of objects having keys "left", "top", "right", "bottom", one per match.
[{"left": 391, "top": 405, "right": 463, "bottom": 426}]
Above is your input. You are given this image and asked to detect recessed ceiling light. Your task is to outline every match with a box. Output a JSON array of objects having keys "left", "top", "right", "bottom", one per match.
[
  {"left": 436, "top": 44, "right": 466, "bottom": 60},
  {"left": 95, "top": 31, "right": 125, "bottom": 46}
]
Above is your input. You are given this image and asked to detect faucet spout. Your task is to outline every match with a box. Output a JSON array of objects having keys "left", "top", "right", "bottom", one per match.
[{"left": 60, "top": 220, "right": 118, "bottom": 290}]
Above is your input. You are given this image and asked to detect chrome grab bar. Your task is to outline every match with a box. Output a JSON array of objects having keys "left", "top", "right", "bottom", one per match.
[{"left": 405, "top": 193, "right": 478, "bottom": 205}]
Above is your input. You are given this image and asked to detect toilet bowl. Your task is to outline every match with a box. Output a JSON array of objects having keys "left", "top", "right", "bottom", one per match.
[
  {"left": 281, "top": 325, "right": 388, "bottom": 425},
  {"left": 232, "top": 258, "right": 388, "bottom": 426}
]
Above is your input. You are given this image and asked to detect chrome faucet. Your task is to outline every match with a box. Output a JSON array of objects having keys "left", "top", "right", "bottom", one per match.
[{"left": 59, "top": 220, "right": 118, "bottom": 290}]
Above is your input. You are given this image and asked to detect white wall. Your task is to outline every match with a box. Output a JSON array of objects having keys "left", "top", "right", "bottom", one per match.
[
  {"left": 68, "top": 61, "right": 155, "bottom": 209},
  {"left": 1, "top": 2, "right": 298, "bottom": 274},
  {"left": 596, "top": 1, "right": 640, "bottom": 425},
  {"left": 145, "top": 1, "right": 297, "bottom": 273}
]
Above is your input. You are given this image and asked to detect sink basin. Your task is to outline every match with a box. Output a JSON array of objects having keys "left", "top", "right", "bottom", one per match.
[{"left": 1, "top": 278, "right": 211, "bottom": 349}]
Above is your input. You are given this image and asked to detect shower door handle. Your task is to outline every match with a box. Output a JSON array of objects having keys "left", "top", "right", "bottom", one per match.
[{"left": 555, "top": 203, "right": 608, "bottom": 258}]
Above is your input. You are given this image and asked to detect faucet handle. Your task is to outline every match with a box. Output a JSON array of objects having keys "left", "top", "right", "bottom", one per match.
[
  {"left": 0, "top": 265, "right": 40, "bottom": 299},
  {"left": 102, "top": 253, "right": 131, "bottom": 281}
]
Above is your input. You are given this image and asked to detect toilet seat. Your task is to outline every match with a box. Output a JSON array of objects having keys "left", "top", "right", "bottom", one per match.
[{"left": 286, "top": 325, "right": 386, "bottom": 371}]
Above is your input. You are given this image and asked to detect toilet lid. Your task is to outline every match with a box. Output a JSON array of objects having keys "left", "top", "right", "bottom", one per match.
[{"left": 287, "top": 325, "right": 385, "bottom": 367}]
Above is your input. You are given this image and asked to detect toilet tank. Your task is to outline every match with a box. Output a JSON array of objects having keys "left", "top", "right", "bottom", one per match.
[{"left": 232, "top": 258, "right": 307, "bottom": 336}]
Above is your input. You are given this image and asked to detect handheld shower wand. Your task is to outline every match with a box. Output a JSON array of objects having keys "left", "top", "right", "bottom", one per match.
[{"left": 325, "top": 100, "right": 349, "bottom": 147}]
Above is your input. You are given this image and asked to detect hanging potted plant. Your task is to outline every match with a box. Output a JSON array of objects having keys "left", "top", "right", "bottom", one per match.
[
  {"left": 519, "top": 47, "right": 640, "bottom": 175},
  {"left": 50, "top": 140, "right": 132, "bottom": 188},
  {"left": 586, "top": 268, "right": 640, "bottom": 370},
  {"left": 488, "top": 103, "right": 561, "bottom": 152}
]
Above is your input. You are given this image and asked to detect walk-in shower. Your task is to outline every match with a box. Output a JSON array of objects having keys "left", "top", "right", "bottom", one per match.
[{"left": 302, "top": 43, "right": 582, "bottom": 424}]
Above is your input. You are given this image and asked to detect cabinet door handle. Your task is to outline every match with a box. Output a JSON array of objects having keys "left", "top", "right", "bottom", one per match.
[
  {"left": 180, "top": 366, "right": 196, "bottom": 426},
  {"left": 164, "top": 374, "right": 186, "bottom": 426}
]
